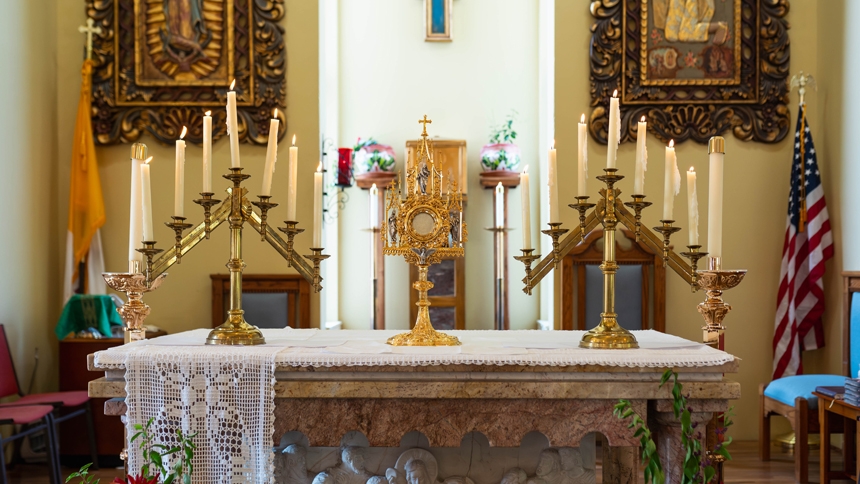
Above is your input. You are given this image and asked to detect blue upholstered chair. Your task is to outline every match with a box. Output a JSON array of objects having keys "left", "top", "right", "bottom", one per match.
[{"left": 759, "top": 272, "right": 860, "bottom": 483}]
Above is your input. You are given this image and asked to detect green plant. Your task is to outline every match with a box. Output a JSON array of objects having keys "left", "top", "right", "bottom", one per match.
[
  {"left": 130, "top": 417, "right": 198, "bottom": 484},
  {"left": 614, "top": 369, "right": 734, "bottom": 484},
  {"left": 488, "top": 112, "right": 518, "bottom": 144},
  {"left": 66, "top": 462, "right": 100, "bottom": 484},
  {"left": 482, "top": 149, "right": 511, "bottom": 171}
]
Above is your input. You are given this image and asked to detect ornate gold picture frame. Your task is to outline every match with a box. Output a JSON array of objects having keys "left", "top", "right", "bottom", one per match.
[
  {"left": 589, "top": 0, "right": 790, "bottom": 144},
  {"left": 85, "top": 0, "right": 286, "bottom": 145}
]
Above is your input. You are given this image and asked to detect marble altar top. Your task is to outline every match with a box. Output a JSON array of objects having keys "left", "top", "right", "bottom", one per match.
[{"left": 92, "top": 328, "right": 736, "bottom": 371}]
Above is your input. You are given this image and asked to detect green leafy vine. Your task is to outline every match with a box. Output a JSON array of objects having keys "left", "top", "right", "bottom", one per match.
[{"left": 614, "top": 369, "right": 734, "bottom": 484}]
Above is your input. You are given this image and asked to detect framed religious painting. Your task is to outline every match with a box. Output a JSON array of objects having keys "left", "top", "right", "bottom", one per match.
[
  {"left": 425, "top": 0, "right": 453, "bottom": 42},
  {"left": 84, "top": 0, "right": 286, "bottom": 145},
  {"left": 589, "top": 0, "right": 790, "bottom": 144}
]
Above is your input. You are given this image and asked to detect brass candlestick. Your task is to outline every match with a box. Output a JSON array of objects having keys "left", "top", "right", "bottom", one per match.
[
  {"left": 165, "top": 217, "right": 192, "bottom": 263},
  {"left": 541, "top": 223, "right": 569, "bottom": 268},
  {"left": 138, "top": 241, "right": 163, "bottom": 286},
  {"left": 569, "top": 197, "right": 596, "bottom": 241},
  {"left": 653, "top": 220, "right": 681, "bottom": 267},
  {"left": 278, "top": 221, "right": 304, "bottom": 267},
  {"left": 680, "top": 245, "right": 708, "bottom": 291},
  {"left": 103, "top": 271, "right": 167, "bottom": 344},
  {"left": 251, "top": 196, "right": 278, "bottom": 241},
  {"left": 624, "top": 195, "right": 652, "bottom": 241},
  {"left": 193, "top": 192, "right": 221, "bottom": 239},
  {"left": 697, "top": 256, "right": 746, "bottom": 349},
  {"left": 514, "top": 248, "right": 541, "bottom": 295},
  {"left": 304, "top": 248, "right": 330, "bottom": 292},
  {"left": 383, "top": 116, "right": 466, "bottom": 346},
  {"left": 580, "top": 168, "right": 638, "bottom": 349}
]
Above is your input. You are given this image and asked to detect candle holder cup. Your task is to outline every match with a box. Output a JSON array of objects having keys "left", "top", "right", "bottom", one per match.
[
  {"left": 304, "top": 248, "right": 331, "bottom": 293},
  {"left": 278, "top": 221, "right": 305, "bottom": 267},
  {"left": 251, "top": 196, "right": 278, "bottom": 241},
  {"left": 653, "top": 220, "right": 681, "bottom": 267},
  {"left": 624, "top": 195, "right": 652, "bottom": 241},
  {"left": 165, "top": 217, "right": 192, "bottom": 263},
  {"left": 137, "top": 241, "right": 163, "bottom": 286},
  {"left": 193, "top": 192, "right": 221, "bottom": 239},
  {"left": 680, "top": 245, "right": 708, "bottom": 291},
  {"left": 569, "top": 197, "right": 596, "bottom": 241},
  {"left": 514, "top": 248, "right": 541, "bottom": 295},
  {"left": 541, "top": 223, "right": 569, "bottom": 268}
]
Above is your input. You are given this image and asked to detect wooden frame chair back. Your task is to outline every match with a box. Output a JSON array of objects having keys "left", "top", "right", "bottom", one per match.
[
  {"left": 561, "top": 227, "right": 665, "bottom": 331},
  {"left": 210, "top": 274, "right": 311, "bottom": 329}
]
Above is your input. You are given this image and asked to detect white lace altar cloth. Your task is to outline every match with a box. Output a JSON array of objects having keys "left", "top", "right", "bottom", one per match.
[
  {"left": 122, "top": 345, "right": 281, "bottom": 484},
  {"left": 94, "top": 329, "right": 735, "bottom": 483},
  {"left": 95, "top": 329, "right": 736, "bottom": 370}
]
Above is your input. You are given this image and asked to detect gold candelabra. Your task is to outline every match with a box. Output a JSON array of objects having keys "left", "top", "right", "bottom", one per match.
[
  {"left": 104, "top": 144, "right": 328, "bottom": 346},
  {"left": 516, "top": 136, "right": 746, "bottom": 350},
  {"left": 382, "top": 116, "right": 467, "bottom": 346}
]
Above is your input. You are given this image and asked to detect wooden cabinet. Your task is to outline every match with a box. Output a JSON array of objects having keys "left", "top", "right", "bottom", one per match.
[{"left": 58, "top": 338, "right": 125, "bottom": 466}]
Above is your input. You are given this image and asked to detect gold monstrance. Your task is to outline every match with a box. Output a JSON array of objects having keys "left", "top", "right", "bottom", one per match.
[{"left": 383, "top": 116, "right": 467, "bottom": 346}]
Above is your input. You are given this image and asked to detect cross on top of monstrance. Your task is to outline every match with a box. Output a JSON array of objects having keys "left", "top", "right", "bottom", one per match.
[
  {"left": 383, "top": 115, "right": 467, "bottom": 346},
  {"left": 78, "top": 18, "right": 102, "bottom": 61}
]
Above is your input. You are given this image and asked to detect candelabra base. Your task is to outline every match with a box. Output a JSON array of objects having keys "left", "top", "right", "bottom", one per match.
[
  {"left": 579, "top": 317, "right": 639, "bottom": 349},
  {"left": 206, "top": 310, "right": 266, "bottom": 345}
]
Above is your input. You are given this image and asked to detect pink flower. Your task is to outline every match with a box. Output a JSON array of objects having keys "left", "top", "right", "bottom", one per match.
[{"left": 684, "top": 51, "right": 698, "bottom": 67}]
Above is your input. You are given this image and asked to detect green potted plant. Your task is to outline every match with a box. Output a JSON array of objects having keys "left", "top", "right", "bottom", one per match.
[
  {"left": 479, "top": 112, "right": 522, "bottom": 189},
  {"left": 353, "top": 137, "right": 399, "bottom": 189}
]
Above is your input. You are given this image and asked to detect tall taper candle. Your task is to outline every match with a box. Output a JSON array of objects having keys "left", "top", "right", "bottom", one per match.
[
  {"left": 202, "top": 111, "right": 212, "bottom": 193},
  {"left": 369, "top": 183, "right": 379, "bottom": 229},
  {"left": 687, "top": 167, "right": 699, "bottom": 246},
  {"left": 578, "top": 114, "right": 588, "bottom": 197},
  {"left": 174, "top": 126, "right": 187, "bottom": 217},
  {"left": 129, "top": 144, "right": 146, "bottom": 262},
  {"left": 287, "top": 135, "right": 298, "bottom": 221},
  {"left": 520, "top": 166, "right": 531, "bottom": 250},
  {"left": 141, "top": 157, "right": 154, "bottom": 241},
  {"left": 634, "top": 116, "right": 648, "bottom": 195},
  {"left": 708, "top": 136, "right": 725, "bottom": 259},
  {"left": 548, "top": 142, "right": 559, "bottom": 223},
  {"left": 313, "top": 162, "right": 323, "bottom": 248},
  {"left": 662, "top": 140, "right": 680, "bottom": 220},
  {"left": 606, "top": 90, "right": 620, "bottom": 169},
  {"left": 495, "top": 182, "right": 505, "bottom": 228},
  {"left": 261, "top": 109, "right": 280, "bottom": 196},
  {"left": 226, "top": 79, "right": 240, "bottom": 168}
]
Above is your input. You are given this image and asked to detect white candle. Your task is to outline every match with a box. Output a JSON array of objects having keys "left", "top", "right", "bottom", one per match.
[
  {"left": 287, "top": 135, "right": 298, "bottom": 221},
  {"left": 495, "top": 182, "right": 505, "bottom": 228},
  {"left": 634, "top": 116, "right": 648, "bottom": 195},
  {"left": 578, "top": 114, "right": 588, "bottom": 197},
  {"left": 140, "top": 157, "right": 154, "bottom": 241},
  {"left": 202, "top": 111, "right": 212, "bottom": 193},
  {"left": 687, "top": 167, "right": 699, "bottom": 246},
  {"left": 708, "top": 136, "right": 725, "bottom": 259},
  {"left": 174, "top": 126, "right": 187, "bottom": 217},
  {"left": 520, "top": 166, "right": 531, "bottom": 250},
  {"left": 606, "top": 90, "right": 620, "bottom": 169},
  {"left": 261, "top": 109, "right": 279, "bottom": 196},
  {"left": 369, "top": 183, "right": 379, "bottom": 229},
  {"left": 226, "top": 79, "right": 241, "bottom": 168},
  {"left": 548, "top": 142, "right": 559, "bottom": 223},
  {"left": 313, "top": 162, "right": 323, "bottom": 248},
  {"left": 129, "top": 146, "right": 145, "bottom": 262},
  {"left": 662, "top": 140, "right": 680, "bottom": 220}
]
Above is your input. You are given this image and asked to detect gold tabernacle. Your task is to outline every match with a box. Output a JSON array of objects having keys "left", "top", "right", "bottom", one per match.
[{"left": 383, "top": 116, "right": 467, "bottom": 346}]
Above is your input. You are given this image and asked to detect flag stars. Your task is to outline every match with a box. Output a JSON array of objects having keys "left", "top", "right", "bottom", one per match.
[
  {"left": 806, "top": 169, "right": 812, "bottom": 176},
  {"left": 810, "top": 148, "right": 816, "bottom": 154}
]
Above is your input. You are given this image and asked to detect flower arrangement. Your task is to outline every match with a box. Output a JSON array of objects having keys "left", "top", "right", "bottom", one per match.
[
  {"left": 481, "top": 112, "right": 521, "bottom": 172},
  {"left": 68, "top": 418, "right": 197, "bottom": 484},
  {"left": 353, "top": 137, "right": 396, "bottom": 174}
]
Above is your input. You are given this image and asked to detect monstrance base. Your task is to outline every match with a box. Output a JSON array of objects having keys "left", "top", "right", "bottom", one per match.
[
  {"left": 386, "top": 329, "right": 461, "bottom": 346},
  {"left": 579, "top": 318, "right": 639, "bottom": 349}
]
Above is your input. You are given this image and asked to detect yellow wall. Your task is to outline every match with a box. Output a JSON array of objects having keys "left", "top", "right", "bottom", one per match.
[
  {"left": 0, "top": 0, "right": 59, "bottom": 395},
  {"left": 556, "top": 0, "right": 836, "bottom": 440},
  {"left": 337, "top": 0, "right": 541, "bottom": 330},
  {"left": 53, "top": 1, "right": 321, "bottom": 337}
]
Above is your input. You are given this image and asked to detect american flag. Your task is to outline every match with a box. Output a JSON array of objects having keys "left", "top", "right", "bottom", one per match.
[{"left": 772, "top": 105, "right": 834, "bottom": 379}]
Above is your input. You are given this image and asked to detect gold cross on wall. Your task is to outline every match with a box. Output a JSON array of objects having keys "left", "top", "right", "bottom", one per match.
[
  {"left": 78, "top": 18, "right": 102, "bottom": 61},
  {"left": 418, "top": 115, "right": 432, "bottom": 136}
]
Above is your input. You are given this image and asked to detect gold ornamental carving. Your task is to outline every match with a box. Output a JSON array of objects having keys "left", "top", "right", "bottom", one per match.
[{"left": 383, "top": 116, "right": 467, "bottom": 346}]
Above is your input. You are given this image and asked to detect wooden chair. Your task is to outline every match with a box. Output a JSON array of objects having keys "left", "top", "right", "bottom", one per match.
[
  {"left": 561, "top": 228, "right": 665, "bottom": 331},
  {"left": 211, "top": 274, "right": 311, "bottom": 328},
  {"left": 758, "top": 271, "right": 860, "bottom": 483}
]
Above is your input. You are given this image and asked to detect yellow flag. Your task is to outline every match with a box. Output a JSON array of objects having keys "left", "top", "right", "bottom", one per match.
[{"left": 64, "top": 59, "right": 106, "bottom": 299}]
